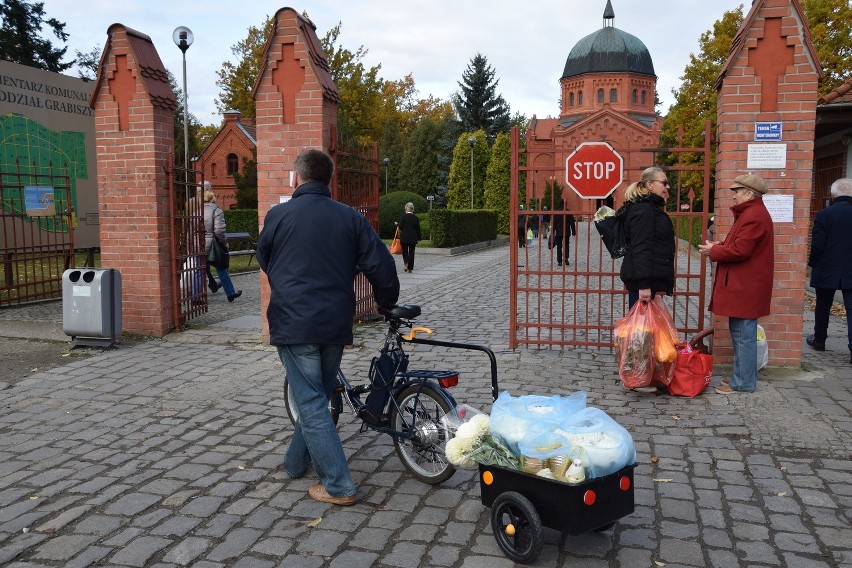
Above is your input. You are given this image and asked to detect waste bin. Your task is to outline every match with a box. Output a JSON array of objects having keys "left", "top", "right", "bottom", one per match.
[{"left": 62, "top": 268, "right": 122, "bottom": 347}]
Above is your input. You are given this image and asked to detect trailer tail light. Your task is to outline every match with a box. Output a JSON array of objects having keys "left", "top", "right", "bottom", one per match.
[
  {"left": 620, "top": 476, "right": 631, "bottom": 491},
  {"left": 438, "top": 374, "right": 459, "bottom": 388},
  {"left": 583, "top": 490, "right": 596, "bottom": 506}
]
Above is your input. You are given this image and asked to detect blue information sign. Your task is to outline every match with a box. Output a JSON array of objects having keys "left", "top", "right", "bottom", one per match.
[{"left": 755, "top": 122, "right": 782, "bottom": 141}]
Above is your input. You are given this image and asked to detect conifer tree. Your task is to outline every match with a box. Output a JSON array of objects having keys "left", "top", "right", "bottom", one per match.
[
  {"left": 453, "top": 54, "right": 511, "bottom": 139},
  {"left": 483, "top": 132, "right": 512, "bottom": 234},
  {"left": 0, "top": 0, "right": 71, "bottom": 72}
]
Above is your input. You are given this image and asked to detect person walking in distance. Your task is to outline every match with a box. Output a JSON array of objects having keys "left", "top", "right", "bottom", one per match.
[
  {"left": 699, "top": 174, "right": 775, "bottom": 394},
  {"left": 550, "top": 200, "right": 576, "bottom": 267},
  {"left": 398, "top": 202, "right": 421, "bottom": 273},
  {"left": 256, "top": 149, "right": 400, "bottom": 505},
  {"left": 805, "top": 178, "right": 852, "bottom": 365}
]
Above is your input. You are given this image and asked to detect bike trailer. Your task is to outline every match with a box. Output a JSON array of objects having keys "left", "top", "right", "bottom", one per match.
[{"left": 479, "top": 462, "right": 636, "bottom": 563}]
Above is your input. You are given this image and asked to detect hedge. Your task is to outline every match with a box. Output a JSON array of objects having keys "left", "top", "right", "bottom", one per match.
[{"left": 428, "top": 209, "right": 498, "bottom": 248}]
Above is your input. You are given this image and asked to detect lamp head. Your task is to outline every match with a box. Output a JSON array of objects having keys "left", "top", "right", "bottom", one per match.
[
  {"left": 468, "top": 136, "right": 476, "bottom": 147},
  {"left": 172, "top": 26, "right": 194, "bottom": 53},
  {"left": 383, "top": 158, "right": 390, "bottom": 166}
]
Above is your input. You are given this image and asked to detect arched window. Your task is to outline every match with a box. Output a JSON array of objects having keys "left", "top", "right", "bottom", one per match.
[
  {"left": 610, "top": 88, "right": 617, "bottom": 103},
  {"left": 569, "top": 92, "right": 575, "bottom": 106},
  {"left": 227, "top": 153, "right": 239, "bottom": 176},
  {"left": 631, "top": 89, "right": 638, "bottom": 104},
  {"left": 578, "top": 91, "right": 583, "bottom": 105},
  {"left": 597, "top": 89, "right": 604, "bottom": 103},
  {"left": 641, "top": 90, "right": 647, "bottom": 105},
  {"left": 211, "top": 163, "right": 217, "bottom": 177}
]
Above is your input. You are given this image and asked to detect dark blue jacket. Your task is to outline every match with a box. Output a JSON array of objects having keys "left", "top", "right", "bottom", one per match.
[
  {"left": 256, "top": 182, "right": 400, "bottom": 345},
  {"left": 809, "top": 196, "right": 852, "bottom": 290}
]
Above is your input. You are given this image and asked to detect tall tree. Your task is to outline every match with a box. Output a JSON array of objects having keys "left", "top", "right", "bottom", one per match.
[
  {"left": 453, "top": 54, "right": 511, "bottom": 139},
  {"left": 0, "top": 0, "right": 71, "bottom": 72},
  {"left": 234, "top": 150, "right": 258, "bottom": 209},
  {"left": 483, "top": 132, "right": 512, "bottom": 234},
  {"left": 446, "top": 130, "right": 488, "bottom": 210},
  {"left": 72, "top": 45, "right": 101, "bottom": 81},
  {"left": 399, "top": 117, "right": 443, "bottom": 197},
  {"left": 215, "top": 18, "right": 274, "bottom": 119},
  {"left": 378, "top": 119, "right": 404, "bottom": 194},
  {"left": 802, "top": 0, "right": 852, "bottom": 95}
]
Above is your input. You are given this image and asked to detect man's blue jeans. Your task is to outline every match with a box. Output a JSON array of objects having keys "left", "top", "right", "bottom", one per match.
[
  {"left": 729, "top": 317, "right": 758, "bottom": 392},
  {"left": 277, "top": 344, "right": 355, "bottom": 498}
]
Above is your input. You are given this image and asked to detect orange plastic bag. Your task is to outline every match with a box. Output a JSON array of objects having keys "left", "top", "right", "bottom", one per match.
[
  {"left": 390, "top": 228, "right": 402, "bottom": 255},
  {"left": 648, "top": 297, "right": 679, "bottom": 386},
  {"left": 615, "top": 302, "right": 655, "bottom": 388}
]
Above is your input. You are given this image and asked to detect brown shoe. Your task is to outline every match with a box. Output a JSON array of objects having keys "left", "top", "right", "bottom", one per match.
[
  {"left": 721, "top": 378, "right": 730, "bottom": 386},
  {"left": 308, "top": 483, "right": 357, "bottom": 506},
  {"left": 714, "top": 383, "right": 736, "bottom": 395}
]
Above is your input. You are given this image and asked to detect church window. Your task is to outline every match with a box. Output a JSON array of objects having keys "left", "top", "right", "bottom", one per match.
[
  {"left": 597, "top": 89, "right": 604, "bottom": 103},
  {"left": 211, "top": 163, "right": 217, "bottom": 177},
  {"left": 569, "top": 92, "right": 575, "bottom": 106},
  {"left": 227, "top": 153, "right": 239, "bottom": 176},
  {"left": 578, "top": 91, "right": 583, "bottom": 105},
  {"left": 610, "top": 88, "right": 617, "bottom": 103},
  {"left": 641, "top": 90, "right": 647, "bottom": 105},
  {"left": 632, "top": 89, "right": 637, "bottom": 103}
]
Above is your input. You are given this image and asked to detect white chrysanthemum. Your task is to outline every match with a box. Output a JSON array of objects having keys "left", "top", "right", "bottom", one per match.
[
  {"left": 470, "top": 413, "right": 491, "bottom": 436},
  {"left": 445, "top": 437, "right": 476, "bottom": 468},
  {"left": 455, "top": 420, "right": 482, "bottom": 443}
]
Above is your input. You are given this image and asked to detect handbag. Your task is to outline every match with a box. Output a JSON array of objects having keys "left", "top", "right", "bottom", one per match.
[
  {"left": 208, "top": 237, "right": 230, "bottom": 269},
  {"left": 390, "top": 228, "right": 402, "bottom": 255},
  {"left": 668, "top": 342, "right": 712, "bottom": 397},
  {"left": 593, "top": 204, "right": 630, "bottom": 259}
]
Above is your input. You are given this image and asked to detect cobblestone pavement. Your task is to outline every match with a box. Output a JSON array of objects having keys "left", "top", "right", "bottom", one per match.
[{"left": 0, "top": 245, "right": 850, "bottom": 567}]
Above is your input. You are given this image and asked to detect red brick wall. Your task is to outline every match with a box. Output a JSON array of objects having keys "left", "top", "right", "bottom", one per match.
[
  {"left": 713, "top": 0, "right": 819, "bottom": 366},
  {"left": 255, "top": 8, "right": 338, "bottom": 340},
  {"left": 92, "top": 26, "right": 176, "bottom": 337},
  {"left": 193, "top": 112, "right": 255, "bottom": 210}
]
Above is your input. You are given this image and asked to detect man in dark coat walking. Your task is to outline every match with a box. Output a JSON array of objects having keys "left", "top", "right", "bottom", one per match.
[
  {"left": 806, "top": 178, "right": 852, "bottom": 364},
  {"left": 550, "top": 201, "right": 576, "bottom": 267}
]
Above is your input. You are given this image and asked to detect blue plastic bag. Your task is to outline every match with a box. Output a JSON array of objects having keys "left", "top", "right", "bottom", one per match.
[
  {"left": 553, "top": 407, "right": 636, "bottom": 478},
  {"left": 490, "top": 391, "right": 587, "bottom": 454}
]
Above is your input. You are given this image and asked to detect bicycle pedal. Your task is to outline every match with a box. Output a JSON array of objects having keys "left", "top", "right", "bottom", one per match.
[{"left": 351, "top": 384, "right": 371, "bottom": 395}]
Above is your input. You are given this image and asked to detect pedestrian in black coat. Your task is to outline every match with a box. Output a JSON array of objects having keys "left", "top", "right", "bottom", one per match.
[
  {"left": 398, "top": 202, "right": 422, "bottom": 272},
  {"left": 806, "top": 177, "right": 852, "bottom": 363},
  {"left": 550, "top": 200, "right": 576, "bottom": 267}
]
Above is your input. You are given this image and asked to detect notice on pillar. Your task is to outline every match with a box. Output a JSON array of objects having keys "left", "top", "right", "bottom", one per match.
[
  {"left": 762, "top": 194, "right": 794, "bottom": 223},
  {"left": 747, "top": 144, "right": 786, "bottom": 169}
]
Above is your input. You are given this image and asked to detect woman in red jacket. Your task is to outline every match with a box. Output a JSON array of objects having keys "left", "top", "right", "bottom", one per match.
[{"left": 699, "top": 174, "right": 774, "bottom": 394}]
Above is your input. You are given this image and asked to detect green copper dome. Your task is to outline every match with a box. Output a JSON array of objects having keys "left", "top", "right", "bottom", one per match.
[{"left": 561, "top": 2, "right": 655, "bottom": 79}]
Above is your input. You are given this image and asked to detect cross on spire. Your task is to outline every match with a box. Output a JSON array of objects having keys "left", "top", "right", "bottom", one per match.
[{"left": 747, "top": 17, "right": 795, "bottom": 112}]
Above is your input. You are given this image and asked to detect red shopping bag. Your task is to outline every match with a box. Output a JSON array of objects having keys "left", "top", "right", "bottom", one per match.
[{"left": 668, "top": 342, "right": 712, "bottom": 397}]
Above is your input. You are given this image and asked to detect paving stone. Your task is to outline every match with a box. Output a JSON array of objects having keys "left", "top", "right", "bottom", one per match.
[
  {"left": 110, "top": 535, "right": 173, "bottom": 567},
  {"left": 32, "top": 534, "right": 99, "bottom": 561},
  {"left": 161, "top": 536, "right": 211, "bottom": 565}
]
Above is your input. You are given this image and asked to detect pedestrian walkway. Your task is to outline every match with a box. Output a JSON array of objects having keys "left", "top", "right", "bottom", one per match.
[{"left": 0, "top": 244, "right": 850, "bottom": 567}]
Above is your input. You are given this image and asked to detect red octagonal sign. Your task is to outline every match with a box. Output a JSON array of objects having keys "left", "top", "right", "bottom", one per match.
[{"left": 565, "top": 142, "right": 624, "bottom": 199}]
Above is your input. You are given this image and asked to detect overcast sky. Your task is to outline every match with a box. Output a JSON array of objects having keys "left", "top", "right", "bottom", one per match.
[{"left": 46, "top": 0, "right": 747, "bottom": 126}]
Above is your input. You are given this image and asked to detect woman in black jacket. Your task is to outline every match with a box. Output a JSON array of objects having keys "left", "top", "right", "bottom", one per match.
[
  {"left": 620, "top": 167, "right": 675, "bottom": 308},
  {"left": 398, "top": 202, "right": 422, "bottom": 272}
]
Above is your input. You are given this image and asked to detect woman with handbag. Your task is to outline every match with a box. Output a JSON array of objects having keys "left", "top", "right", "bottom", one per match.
[
  {"left": 398, "top": 202, "right": 422, "bottom": 273},
  {"left": 204, "top": 183, "right": 242, "bottom": 302}
]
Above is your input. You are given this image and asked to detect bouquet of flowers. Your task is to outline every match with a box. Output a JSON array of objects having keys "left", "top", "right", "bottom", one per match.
[{"left": 445, "top": 413, "right": 519, "bottom": 470}]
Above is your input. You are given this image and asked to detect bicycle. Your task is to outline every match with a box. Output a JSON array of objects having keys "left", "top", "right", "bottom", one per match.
[{"left": 284, "top": 303, "right": 498, "bottom": 485}]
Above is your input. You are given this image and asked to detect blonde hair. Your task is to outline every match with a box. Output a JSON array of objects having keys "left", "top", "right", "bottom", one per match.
[
  {"left": 624, "top": 166, "right": 665, "bottom": 202},
  {"left": 203, "top": 182, "right": 216, "bottom": 203}
]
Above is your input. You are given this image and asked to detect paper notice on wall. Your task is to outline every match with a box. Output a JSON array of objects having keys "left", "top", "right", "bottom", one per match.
[
  {"left": 747, "top": 144, "right": 787, "bottom": 169},
  {"left": 762, "top": 194, "right": 794, "bottom": 222}
]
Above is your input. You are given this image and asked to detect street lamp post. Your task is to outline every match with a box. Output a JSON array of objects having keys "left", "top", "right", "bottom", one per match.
[
  {"left": 172, "top": 26, "right": 194, "bottom": 170},
  {"left": 383, "top": 157, "right": 390, "bottom": 194},
  {"left": 468, "top": 136, "right": 476, "bottom": 209}
]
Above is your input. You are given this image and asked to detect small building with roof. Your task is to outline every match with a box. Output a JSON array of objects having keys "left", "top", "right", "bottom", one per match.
[{"left": 193, "top": 110, "right": 257, "bottom": 210}]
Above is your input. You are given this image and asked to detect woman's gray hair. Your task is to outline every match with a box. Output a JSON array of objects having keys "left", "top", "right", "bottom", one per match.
[
  {"left": 830, "top": 178, "right": 852, "bottom": 198},
  {"left": 405, "top": 202, "right": 414, "bottom": 213}
]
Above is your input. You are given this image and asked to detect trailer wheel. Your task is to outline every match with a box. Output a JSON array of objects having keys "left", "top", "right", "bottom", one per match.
[{"left": 490, "top": 491, "right": 543, "bottom": 564}]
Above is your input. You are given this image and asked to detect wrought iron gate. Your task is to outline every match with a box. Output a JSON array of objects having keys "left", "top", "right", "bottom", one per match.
[
  {"left": 1, "top": 160, "right": 75, "bottom": 306},
  {"left": 330, "top": 126, "right": 380, "bottom": 322},
  {"left": 167, "top": 157, "right": 206, "bottom": 329},
  {"left": 510, "top": 124, "right": 713, "bottom": 350}
]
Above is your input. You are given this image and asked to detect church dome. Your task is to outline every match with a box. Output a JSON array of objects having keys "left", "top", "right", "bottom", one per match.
[{"left": 561, "top": 2, "right": 655, "bottom": 79}]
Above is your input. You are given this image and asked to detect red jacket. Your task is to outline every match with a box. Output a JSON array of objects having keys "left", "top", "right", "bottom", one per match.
[{"left": 708, "top": 198, "right": 774, "bottom": 319}]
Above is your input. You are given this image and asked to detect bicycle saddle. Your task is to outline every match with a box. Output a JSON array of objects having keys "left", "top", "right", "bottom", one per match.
[{"left": 381, "top": 304, "right": 421, "bottom": 320}]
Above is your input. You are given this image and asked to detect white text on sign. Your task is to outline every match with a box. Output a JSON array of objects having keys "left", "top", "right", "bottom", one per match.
[{"left": 571, "top": 161, "right": 617, "bottom": 180}]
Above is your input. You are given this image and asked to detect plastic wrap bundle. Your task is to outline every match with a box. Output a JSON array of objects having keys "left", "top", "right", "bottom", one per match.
[
  {"left": 489, "top": 391, "right": 587, "bottom": 454},
  {"left": 553, "top": 407, "right": 636, "bottom": 478}
]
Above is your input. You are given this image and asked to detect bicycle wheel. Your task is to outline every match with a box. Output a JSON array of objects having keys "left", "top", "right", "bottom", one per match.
[
  {"left": 284, "top": 376, "right": 342, "bottom": 426},
  {"left": 389, "top": 383, "right": 456, "bottom": 484},
  {"left": 490, "top": 491, "right": 543, "bottom": 564}
]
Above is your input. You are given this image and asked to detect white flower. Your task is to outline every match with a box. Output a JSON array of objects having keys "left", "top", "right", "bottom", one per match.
[
  {"left": 445, "top": 437, "right": 476, "bottom": 468},
  {"left": 470, "top": 413, "right": 491, "bottom": 436},
  {"left": 455, "top": 420, "right": 481, "bottom": 442}
]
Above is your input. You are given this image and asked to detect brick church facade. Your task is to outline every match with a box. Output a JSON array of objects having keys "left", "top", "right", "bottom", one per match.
[
  {"left": 192, "top": 110, "right": 257, "bottom": 211},
  {"left": 525, "top": 0, "right": 661, "bottom": 214}
]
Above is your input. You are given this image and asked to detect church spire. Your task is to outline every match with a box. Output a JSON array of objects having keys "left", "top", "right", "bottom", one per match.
[{"left": 603, "top": 0, "right": 615, "bottom": 27}]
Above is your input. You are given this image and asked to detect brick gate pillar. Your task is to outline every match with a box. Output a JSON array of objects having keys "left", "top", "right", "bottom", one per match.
[
  {"left": 254, "top": 9, "right": 340, "bottom": 340},
  {"left": 713, "top": 0, "right": 820, "bottom": 366},
  {"left": 90, "top": 25, "right": 178, "bottom": 337}
]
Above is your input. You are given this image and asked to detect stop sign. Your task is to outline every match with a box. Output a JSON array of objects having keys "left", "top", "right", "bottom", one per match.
[{"left": 565, "top": 142, "right": 624, "bottom": 199}]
